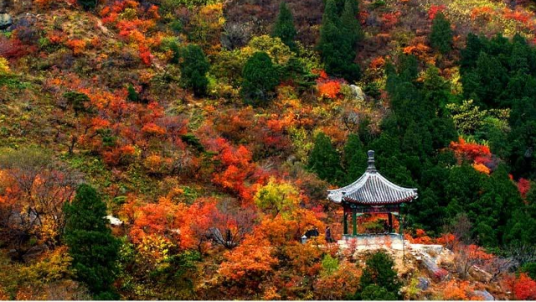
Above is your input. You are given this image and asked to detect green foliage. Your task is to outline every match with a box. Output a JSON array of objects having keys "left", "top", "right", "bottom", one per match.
[
  {"left": 522, "top": 262, "right": 536, "bottom": 280},
  {"left": 254, "top": 178, "right": 298, "bottom": 219},
  {"left": 63, "top": 91, "right": 92, "bottom": 116},
  {"left": 272, "top": 2, "right": 297, "bottom": 52},
  {"left": 321, "top": 254, "right": 339, "bottom": 276},
  {"left": 240, "top": 52, "right": 279, "bottom": 105},
  {"left": 78, "top": 0, "right": 97, "bottom": 10},
  {"left": 353, "top": 251, "right": 400, "bottom": 300},
  {"left": 318, "top": 0, "right": 362, "bottom": 82},
  {"left": 63, "top": 184, "right": 120, "bottom": 298},
  {"left": 308, "top": 132, "right": 343, "bottom": 184},
  {"left": 429, "top": 12, "right": 453, "bottom": 54},
  {"left": 179, "top": 44, "right": 210, "bottom": 97},
  {"left": 127, "top": 84, "right": 140, "bottom": 103},
  {"left": 342, "top": 134, "right": 367, "bottom": 185}
]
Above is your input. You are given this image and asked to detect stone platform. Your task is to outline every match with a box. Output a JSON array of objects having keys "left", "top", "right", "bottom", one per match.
[{"left": 338, "top": 233, "right": 406, "bottom": 251}]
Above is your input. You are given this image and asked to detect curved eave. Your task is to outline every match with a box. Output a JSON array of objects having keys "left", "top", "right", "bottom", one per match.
[
  {"left": 327, "top": 172, "right": 418, "bottom": 204},
  {"left": 342, "top": 194, "right": 417, "bottom": 205}
]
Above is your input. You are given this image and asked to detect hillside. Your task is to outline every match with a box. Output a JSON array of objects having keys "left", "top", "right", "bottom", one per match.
[{"left": 0, "top": 0, "right": 536, "bottom": 300}]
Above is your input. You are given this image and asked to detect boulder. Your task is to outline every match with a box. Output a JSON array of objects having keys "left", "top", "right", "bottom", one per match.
[
  {"left": 473, "top": 290, "right": 494, "bottom": 301},
  {"left": 0, "top": 13, "right": 11, "bottom": 29},
  {"left": 349, "top": 85, "right": 365, "bottom": 101},
  {"left": 417, "top": 277, "right": 430, "bottom": 291}
]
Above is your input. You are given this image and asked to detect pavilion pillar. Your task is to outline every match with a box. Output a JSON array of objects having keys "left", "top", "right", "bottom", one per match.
[
  {"left": 388, "top": 213, "right": 393, "bottom": 233},
  {"left": 343, "top": 212, "right": 348, "bottom": 235},
  {"left": 352, "top": 208, "right": 357, "bottom": 236}
]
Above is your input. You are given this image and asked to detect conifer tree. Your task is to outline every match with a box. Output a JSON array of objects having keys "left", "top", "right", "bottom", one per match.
[
  {"left": 308, "top": 132, "right": 343, "bottom": 184},
  {"left": 343, "top": 134, "right": 367, "bottom": 185},
  {"left": 78, "top": 0, "right": 97, "bottom": 10},
  {"left": 272, "top": 2, "right": 297, "bottom": 52},
  {"left": 354, "top": 251, "right": 401, "bottom": 300},
  {"left": 318, "top": 0, "right": 361, "bottom": 82},
  {"left": 430, "top": 12, "right": 453, "bottom": 54},
  {"left": 241, "top": 52, "right": 280, "bottom": 105},
  {"left": 63, "top": 184, "right": 120, "bottom": 299},
  {"left": 179, "top": 44, "right": 210, "bottom": 97}
]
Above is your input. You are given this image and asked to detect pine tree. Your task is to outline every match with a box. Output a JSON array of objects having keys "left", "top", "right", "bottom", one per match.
[
  {"left": 318, "top": 0, "right": 361, "bottom": 82},
  {"left": 63, "top": 184, "right": 120, "bottom": 299},
  {"left": 78, "top": 0, "right": 97, "bottom": 10},
  {"left": 241, "top": 52, "right": 280, "bottom": 105},
  {"left": 429, "top": 12, "right": 453, "bottom": 54},
  {"left": 343, "top": 134, "right": 367, "bottom": 185},
  {"left": 272, "top": 2, "right": 297, "bottom": 52},
  {"left": 340, "top": 0, "right": 361, "bottom": 49},
  {"left": 308, "top": 132, "right": 343, "bottom": 184},
  {"left": 179, "top": 44, "right": 210, "bottom": 97},
  {"left": 127, "top": 84, "right": 140, "bottom": 103},
  {"left": 355, "top": 251, "right": 401, "bottom": 299}
]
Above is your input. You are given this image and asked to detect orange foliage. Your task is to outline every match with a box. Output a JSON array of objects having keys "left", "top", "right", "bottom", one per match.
[
  {"left": 218, "top": 234, "right": 278, "bottom": 281},
  {"left": 318, "top": 80, "right": 342, "bottom": 99},
  {"left": 470, "top": 7, "right": 495, "bottom": 21},
  {"left": 442, "top": 280, "right": 470, "bottom": 300},
  {"left": 450, "top": 137, "right": 493, "bottom": 173},
  {"left": 369, "top": 56, "right": 386, "bottom": 69},
  {"left": 473, "top": 163, "right": 490, "bottom": 175},
  {"left": 502, "top": 8, "right": 533, "bottom": 24},
  {"left": 66, "top": 39, "right": 86, "bottom": 55}
]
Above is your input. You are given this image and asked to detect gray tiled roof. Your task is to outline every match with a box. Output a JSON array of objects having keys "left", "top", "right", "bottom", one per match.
[{"left": 327, "top": 150, "right": 418, "bottom": 205}]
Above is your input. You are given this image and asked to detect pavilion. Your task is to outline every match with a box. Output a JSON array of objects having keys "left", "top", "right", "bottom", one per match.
[{"left": 327, "top": 150, "right": 418, "bottom": 239}]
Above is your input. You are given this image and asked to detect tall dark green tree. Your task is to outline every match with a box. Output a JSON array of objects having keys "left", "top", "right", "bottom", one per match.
[
  {"left": 272, "top": 2, "right": 297, "bottom": 52},
  {"left": 318, "top": 0, "right": 361, "bottom": 81},
  {"left": 342, "top": 133, "right": 367, "bottom": 185},
  {"left": 429, "top": 12, "right": 453, "bottom": 54},
  {"left": 241, "top": 52, "right": 280, "bottom": 105},
  {"left": 308, "top": 132, "right": 343, "bottom": 184},
  {"left": 78, "top": 0, "right": 97, "bottom": 10},
  {"left": 63, "top": 184, "right": 120, "bottom": 299},
  {"left": 179, "top": 44, "right": 210, "bottom": 97},
  {"left": 353, "top": 251, "right": 401, "bottom": 300}
]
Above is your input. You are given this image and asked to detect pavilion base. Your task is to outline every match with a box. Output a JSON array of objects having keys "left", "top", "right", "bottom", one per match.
[{"left": 338, "top": 233, "right": 405, "bottom": 251}]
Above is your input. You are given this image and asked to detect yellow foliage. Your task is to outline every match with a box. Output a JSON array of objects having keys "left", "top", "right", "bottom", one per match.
[{"left": 0, "top": 57, "right": 10, "bottom": 74}]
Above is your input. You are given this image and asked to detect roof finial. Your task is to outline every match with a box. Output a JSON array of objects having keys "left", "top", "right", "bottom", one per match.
[{"left": 367, "top": 150, "right": 376, "bottom": 173}]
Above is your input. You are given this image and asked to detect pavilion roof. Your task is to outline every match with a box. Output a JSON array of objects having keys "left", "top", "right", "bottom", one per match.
[{"left": 327, "top": 150, "right": 418, "bottom": 205}]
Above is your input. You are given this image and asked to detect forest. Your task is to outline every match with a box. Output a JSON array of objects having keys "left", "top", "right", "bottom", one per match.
[{"left": 0, "top": 0, "right": 536, "bottom": 300}]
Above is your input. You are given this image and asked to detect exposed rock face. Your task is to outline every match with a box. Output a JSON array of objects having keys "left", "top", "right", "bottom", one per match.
[
  {"left": 349, "top": 85, "right": 365, "bottom": 101},
  {"left": 473, "top": 290, "right": 495, "bottom": 301},
  {"left": 417, "top": 277, "right": 430, "bottom": 290},
  {"left": 0, "top": 12, "right": 12, "bottom": 29}
]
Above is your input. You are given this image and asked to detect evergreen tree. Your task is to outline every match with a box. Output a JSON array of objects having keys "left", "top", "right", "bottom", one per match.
[
  {"left": 429, "top": 12, "right": 453, "bottom": 54},
  {"left": 272, "top": 2, "right": 297, "bottom": 52},
  {"left": 241, "top": 52, "right": 280, "bottom": 105},
  {"left": 127, "top": 84, "right": 140, "bottom": 103},
  {"left": 318, "top": 0, "right": 361, "bottom": 81},
  {"left": 343, "top": 134, "right": 367, "bottom": 185},
  {"left": 78, "top": 0, "right": 97, "bottom": 10},
  {"left": 179, "top": 44, "right": 210, "bottom": 97},
  {"left": 354, "top": 251, "right": 401, "bottom": 300},
  {"left": 339, "top": 0, "right": 362, "bottom": 49},
  {"left": 63, "top": 184, "right": 120, "bottom": 299},
  {"left": 308, "top": 132, "right": 343, "bottom": 184}
]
